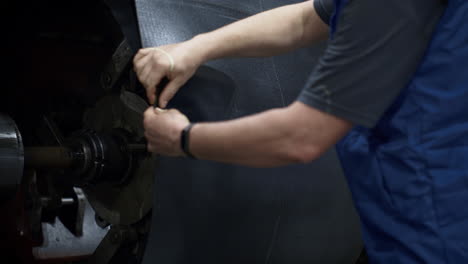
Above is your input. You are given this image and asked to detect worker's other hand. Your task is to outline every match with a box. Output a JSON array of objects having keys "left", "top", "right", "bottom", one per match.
[
  {"left": 143, "top": 107, "right": 190, "bottom": 156},
  {"left": 133, "top": 43, "right": 202, "bottom": 108}
]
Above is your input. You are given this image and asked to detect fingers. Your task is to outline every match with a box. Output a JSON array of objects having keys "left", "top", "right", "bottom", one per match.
[
  {"left": 133, "top": 48, "right": 154, "bottom": 63},
  {"left": 137, "top": 62, "right": 166, "bottom": 105},
  {"left": 143, "top": 107, "right": 155, "bottom": 128},
  {"left": 154, "top": 107, "right": 167, "bottom": 113},
  {"left": 145, "top": 129, "right": 157, "bottom": 153},
  {"left": 143, "top": 107, "right": 166, "bottom": 129},
  {"left": 138, "top": 61, "right": 153, "bottom": 82},
  {"left": 137, "top": 64, "right": 156, "bottom": 105},
  {"left": 159, "top": 77, "right": 186, "bottom": 108},
  {"left": 134, "top": 48, "right": 174, "bottom": 105},
  {"left": 143, "top": 105, "right": 189, "bottom": 156},
  {"left": 133, "top": 52, "right": 151, "bottom": 75},
  {"left": 142, "top": 109, "right": 164, "bottom": 154},
  {"left": 134, "top": 45, "right": 196, "bottom": 109},
  {"left": 144, "top": 70, "right": 166, "bottom": 105},
  {"left": 134, "top": 47, "right": 172, "bottom": 77},
  {"left": 169, "top": 108, "right": 190, "bottom": 123},
  {"left": 147, "top": 144, "right": 155, "bottom": 153}
]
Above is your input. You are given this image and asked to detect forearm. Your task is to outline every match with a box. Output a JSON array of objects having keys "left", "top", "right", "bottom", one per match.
[
  {"left": 189, "top": 108, "right": 297, "bottom": 167},
  {"left": 188, "top": 101, "right": 352, "bottom": 168},
  {"left": 187, "top": 0, "right": 328, "bottom": 62},
  {"left": 143, "top": 102, "right": 351, "bottom": 166}
]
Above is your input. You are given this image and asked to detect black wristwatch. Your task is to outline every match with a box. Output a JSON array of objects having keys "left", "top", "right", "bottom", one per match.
[{"left": 180, "top": 123, "right": 197, "bottom": 159}]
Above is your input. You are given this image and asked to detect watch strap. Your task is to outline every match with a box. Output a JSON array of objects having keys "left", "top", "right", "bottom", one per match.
[{"left": 181, "top": 123, "right": 197, "bottom": 159}]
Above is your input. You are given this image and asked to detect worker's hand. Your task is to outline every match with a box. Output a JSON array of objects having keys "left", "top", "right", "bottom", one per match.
[
  {"left": 133, "top": 42, "right": 202, "bottom": 108},
  {"left": 143, "top": 107, "right": 190, "bottom": 156}
]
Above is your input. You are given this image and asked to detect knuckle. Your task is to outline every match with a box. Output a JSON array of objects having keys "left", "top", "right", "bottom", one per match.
[
  {"left": 151, "top": 53, "right": 160, "bottom": 60},
  {"left": 176, "top": 64, "right": 186, "bottom": 72},
  {"left": 139, "top": 78, "right": 147, "bottom": 86},
  {"left": 172, "top": 67, "right": 183, "bottom": 75},
  {"left": 135, "top": 71, "right": 144, "bottom": 79},
  {"left": 145, "top": 81, "right": 154, "bottom": 90},
  {"left": 158, "top": 61, "right": 168, "bottom": 69},
  {"left": 146, "top": 93, "right": 153, "bottom": 101},
  {"left": 135, "top": 61, "right": 143, "bottom": 70},
  {"left": 143, "top": 110, "right": 151, "bottom": 120}
]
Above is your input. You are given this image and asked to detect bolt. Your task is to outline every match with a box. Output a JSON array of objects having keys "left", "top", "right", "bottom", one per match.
[
  {"left": 103, "top": 74, "right": 112, "bottom": 85},
  {"left": 111, "top": 232, "right": 121, "bottom": 244}
]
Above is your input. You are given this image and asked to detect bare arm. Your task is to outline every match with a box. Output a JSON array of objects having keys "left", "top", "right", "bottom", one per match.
[
  {"left": 192, "top": 0, "right": 328, "bottom": 60},
  {"left": 189, "top": 102, "right": 351, "bottom": 167},
  {"left": 139, "top": 0, "right": 345, "bottom": 167},
  {"left": 144, "top": 102, "right": 352, "bottom": 168},
  {"left": 134, "top": 0, "right": 328, "bottom": 107}
]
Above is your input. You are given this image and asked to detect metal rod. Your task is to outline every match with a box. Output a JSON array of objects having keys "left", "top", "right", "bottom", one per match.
[
  {"left": 24, "top": 147, "right": 75, "bottom": 169},
  {"left": 61, "top": 198, "right": 75, "bottom": 206}
]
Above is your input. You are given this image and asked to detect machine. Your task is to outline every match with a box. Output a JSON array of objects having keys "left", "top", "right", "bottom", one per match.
[{"left": 2, "top": 1, "right": 152, "bottom": 262}]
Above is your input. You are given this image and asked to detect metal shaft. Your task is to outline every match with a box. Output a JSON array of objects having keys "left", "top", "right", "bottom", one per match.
[
  {"left": 24, "top": 147, "right": 75, "bottom": 169},
  {"left": 0, "top": 114, "right": 24, "bottom": 204}
]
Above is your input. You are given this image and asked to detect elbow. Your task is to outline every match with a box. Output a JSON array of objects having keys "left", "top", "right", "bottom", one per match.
[{"left": 284, "top": 143, "right": 323, "bottom": 164}]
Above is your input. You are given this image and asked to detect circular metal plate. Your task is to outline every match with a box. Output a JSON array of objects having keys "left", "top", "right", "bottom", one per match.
[
  {"left": 82, "top": 93, "right": 154, "bottom": 225},
  {"left": 0, "top": 114, "right": 24, "bottom": 204}
]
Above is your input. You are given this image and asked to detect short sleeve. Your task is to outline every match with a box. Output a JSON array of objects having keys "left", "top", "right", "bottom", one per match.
[
  {"left": 300, "top": 0, "right": 445, "bottom": 127},
  {"left": 314, "top": 0, "right": 335, "bottom": 25}
]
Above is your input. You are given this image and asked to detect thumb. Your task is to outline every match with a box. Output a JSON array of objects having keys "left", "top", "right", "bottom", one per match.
[{"left": 154, "top": 107, "right": 168, "bottom": 114}]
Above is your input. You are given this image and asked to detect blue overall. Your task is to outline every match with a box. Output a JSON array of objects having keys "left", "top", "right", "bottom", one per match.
[{"left": 335, "top": 0, "right": 468, "bottom": 263}]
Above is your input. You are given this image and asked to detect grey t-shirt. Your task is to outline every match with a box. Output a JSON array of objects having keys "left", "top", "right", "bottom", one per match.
[{"left": 298, "top": 0, "right": 446, "bottom": 127}]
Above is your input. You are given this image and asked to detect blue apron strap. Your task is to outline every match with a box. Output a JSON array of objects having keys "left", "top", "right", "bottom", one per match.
[{"left": 330, "top": 0, "right": 349, "bottom": 38}]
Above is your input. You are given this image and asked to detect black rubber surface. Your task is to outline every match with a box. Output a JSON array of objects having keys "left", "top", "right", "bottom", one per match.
[
  {"left": 117, "top": 0, "right": 365, "bottom": 263},
  {"left": 167, "top": 65, "right": 236, "bottom": 122}
]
